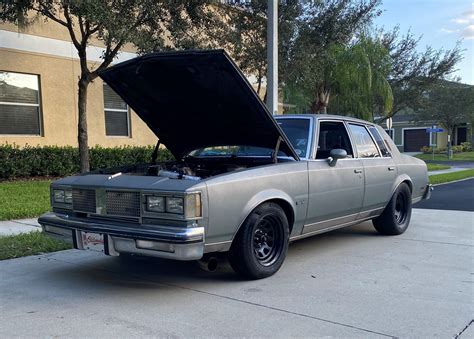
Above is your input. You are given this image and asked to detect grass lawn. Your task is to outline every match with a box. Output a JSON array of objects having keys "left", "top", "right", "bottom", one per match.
[
  {"left": 0, "top": 231, "right": 71, "bottom": 260},
  {"left": 427, "top": 163, "right": 451, "bottom": 171},
  {"left": 0, "top": 180, "right": 51, "bottom": 221},
  {"left": 416, "top": 151, "right": 474, "bottom": 162},
  {"left": 429, "top": 168, "right": 474, "bottom": 185}
]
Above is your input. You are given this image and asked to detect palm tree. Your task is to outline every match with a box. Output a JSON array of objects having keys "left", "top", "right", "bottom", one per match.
[{"left": 314, "top": 36, "right": 394, "bottom": 121}]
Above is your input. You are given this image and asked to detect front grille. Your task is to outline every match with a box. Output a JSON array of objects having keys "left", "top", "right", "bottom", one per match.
[
  {"left": 106, "top": 190, "right": 141, "bottom": 217},
  {"left": 72, "top": 189, "right": 96, "bottom": 213}
]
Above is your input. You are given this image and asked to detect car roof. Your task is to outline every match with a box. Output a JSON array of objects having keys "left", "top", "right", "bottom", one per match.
[{"left": 275, "top": 114, "right": 376, "bottom": 126}]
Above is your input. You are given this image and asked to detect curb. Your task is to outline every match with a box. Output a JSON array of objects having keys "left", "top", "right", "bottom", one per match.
[{"left": 432, "top": 177, "right": 474, "bottom": 187}]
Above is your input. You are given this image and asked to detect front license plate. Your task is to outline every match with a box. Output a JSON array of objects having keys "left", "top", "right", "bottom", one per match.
[{"left": 81, "top": 232, "right": 104, "bottom": 252}]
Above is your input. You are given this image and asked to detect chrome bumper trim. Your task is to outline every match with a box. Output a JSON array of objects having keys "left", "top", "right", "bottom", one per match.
[
  {"left": 423, "top": 184, "right": 433, "bottom": 200},
  {"left": 38, "top": 212, "right": 205, "bottom": 260}
]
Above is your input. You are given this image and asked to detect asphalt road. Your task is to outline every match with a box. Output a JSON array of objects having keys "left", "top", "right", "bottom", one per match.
[
  {"left": 415, "top": 178, "right": 474, "bottom": 212},
  {"left": 1, "top": 209, "right": 473, "bottom": 338}
]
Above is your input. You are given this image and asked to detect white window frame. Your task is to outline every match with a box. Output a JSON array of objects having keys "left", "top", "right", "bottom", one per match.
[
  {"left": 103, "top": 84, "right": 131, "bottom": 138},
  {"left": 0, "top": 71, "right": 43, "bottom": 136}
]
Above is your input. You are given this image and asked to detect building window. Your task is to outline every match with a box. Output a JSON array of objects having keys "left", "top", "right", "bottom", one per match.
[
  {"left": 0, "top": 71, "right": 42, "bottom": 135},
  {"left": 103, "top": 83, "right": 130, "bottom": 137}
]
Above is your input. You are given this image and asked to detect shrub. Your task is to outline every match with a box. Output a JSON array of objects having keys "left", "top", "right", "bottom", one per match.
[
  {"left": 0, "top": 144, "right": 173, "bottom": 180},
  {"left": 461, "top": 142, "right": 472, "bottom": 152},
  {"left": 420, "top": 146, "right": 432, "bottom": 154}
]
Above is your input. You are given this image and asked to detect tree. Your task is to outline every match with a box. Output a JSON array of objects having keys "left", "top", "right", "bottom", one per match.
[
  {"left": 282, "top": 0, "right": 383, "bottom": 115},
  {"left": 376, "top": 26, "right": 463, "bottom": 121},
  {"left": 416, "top": 81, "right": 474, "bottom": 141},
  {"left": 1, "top": 0, "right": 217, "bottom": 172},
  {"left": 325, "top": 36, "right": 393, "bottom": 121},
  {"left": 216, "top": 0, "right": 302, "bottom": 97}
]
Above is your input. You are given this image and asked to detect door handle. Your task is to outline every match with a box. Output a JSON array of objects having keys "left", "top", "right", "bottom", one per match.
[
  {"left": 388, "top": 167, "right": 395, "bottom": 171},
  {"left": 354, "top": 169, "right": 363, "bottom": 174}
]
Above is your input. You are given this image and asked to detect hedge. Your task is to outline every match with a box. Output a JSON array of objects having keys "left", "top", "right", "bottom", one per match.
[{"left": 0, "top": 144, "right": 173, "bottom": 180}]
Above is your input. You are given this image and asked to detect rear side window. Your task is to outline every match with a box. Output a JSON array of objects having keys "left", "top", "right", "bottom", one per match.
[
  {"left": 348, "top": 124, "right": 380, "bottom": 158},
  {"left": 368, "top": 126, "right": 390, "bottom": 157}
]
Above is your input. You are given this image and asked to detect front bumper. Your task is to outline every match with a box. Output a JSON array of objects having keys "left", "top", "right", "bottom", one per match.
[
  {"left": 38, "top": 212, "right": 205, "bottom": 260},
  {"left": 423, "top": 184, "right": 433, "bottom": 200}
]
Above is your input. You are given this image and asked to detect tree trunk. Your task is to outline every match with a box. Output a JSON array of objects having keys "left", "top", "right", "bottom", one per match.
[
  {"left": 78, "top": 77, "right": 90, "bottom": 173},
  {"left": 310, "top": 85, "right": 330, "bottom": 114}
]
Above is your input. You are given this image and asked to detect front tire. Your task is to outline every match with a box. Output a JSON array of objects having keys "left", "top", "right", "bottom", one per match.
[
  {"left": 228, "top": 202, "right": 289, "bottom": 279},
  {"left": 373, "top": 183, "right": 412, "bottom": 235}
]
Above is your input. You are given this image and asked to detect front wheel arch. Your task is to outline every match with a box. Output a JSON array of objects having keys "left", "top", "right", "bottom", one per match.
[{"left": 231, "top": 191, "right": 296, "bottom": 244}]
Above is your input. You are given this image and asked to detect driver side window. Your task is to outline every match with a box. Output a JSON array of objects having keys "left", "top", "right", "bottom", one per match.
[{"left": 316, "top": 121, "right": 354, "bottom": 159}]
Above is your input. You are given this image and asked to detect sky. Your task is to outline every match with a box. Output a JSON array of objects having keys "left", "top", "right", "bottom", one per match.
[{"left": 374, "top": 0, "right": 473, "bottom": 84}]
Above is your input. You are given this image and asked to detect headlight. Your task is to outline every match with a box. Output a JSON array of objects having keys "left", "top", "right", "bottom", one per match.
[
  {"left": 166, "top": 197, "right": 184, "bottom": 214},
  {"left": 147, "top": 196, "right": 165, "bottom": 213},
  {"left": 53, "top": 189, "right": 65, "bottom": 203},
  {"left": 53, "top": 188, "right": 72, "bottom": 205}
]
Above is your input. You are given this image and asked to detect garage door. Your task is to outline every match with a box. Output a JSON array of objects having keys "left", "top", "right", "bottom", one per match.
[{"left": 404, "top": 129, "right": 430, "bottom": 152}]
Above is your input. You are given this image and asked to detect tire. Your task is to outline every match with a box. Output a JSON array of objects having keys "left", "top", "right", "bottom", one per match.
[
  {"left": 372, "top": 183, "right": 412, "bottom": 235},
  {"left": 228, "top": 202, "right": 289, "bottom": 279}
]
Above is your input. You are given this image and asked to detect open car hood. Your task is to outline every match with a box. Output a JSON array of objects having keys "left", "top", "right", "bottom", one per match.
[{"left": 99, "top": 50, "right": 299, "bottom": 160}]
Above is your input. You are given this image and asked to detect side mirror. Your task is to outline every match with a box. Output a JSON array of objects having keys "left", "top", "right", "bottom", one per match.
[{"left": 328, "top": 149, "right": 347, "bottom": 167}]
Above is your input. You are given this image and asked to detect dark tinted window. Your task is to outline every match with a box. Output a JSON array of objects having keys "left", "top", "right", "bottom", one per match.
[
  {"left": 277, "top": 118, "right": 311, "bottom": 158},
  {"left": 369, "top": 126, "right": 390, "bottom": 157},
  {"left": 316, "top": 121, "right": 353, "bottom": 159},
  {"left": 103, "top": 83, "right": 130, "bottom": 136},
  {"left": 0, "top": 71, "right": 41, "bottom": 135},
  {"left": 348, "top": 124, "right": 380, "bottom": 158}
]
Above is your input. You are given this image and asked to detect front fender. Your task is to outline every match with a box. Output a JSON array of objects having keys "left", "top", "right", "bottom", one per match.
[{"left": 231, "top": 189, "right": 297, "bottom": 242}]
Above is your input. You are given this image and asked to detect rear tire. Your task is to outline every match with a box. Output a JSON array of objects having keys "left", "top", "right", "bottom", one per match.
[
  {"left": 373, "top": 183, "right": 412, "bottom": 235},
  {"left": 228, "top": 202, "right": 289, "bottom": 279}
]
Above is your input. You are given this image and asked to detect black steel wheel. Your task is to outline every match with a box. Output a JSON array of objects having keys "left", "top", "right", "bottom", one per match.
[
  {"left": 253, "top": 215, "right": 285, "bottom": 266},
  {"left": 228, "top": 202, "right": 289, "bottom": 279},
  {"left": 373, "top": 183, "right": 412, "bottom": 235}
]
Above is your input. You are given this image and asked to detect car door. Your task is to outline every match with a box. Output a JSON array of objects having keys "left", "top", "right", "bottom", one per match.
[
  {"left": 347, "top": 123, "right": 397, "bottom": 218},
  {"left": 303, "top": 120, "right": 365, "bottom": 235}
]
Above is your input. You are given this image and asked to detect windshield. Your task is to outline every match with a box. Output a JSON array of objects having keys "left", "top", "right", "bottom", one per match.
[
  {"left": 276, "top": 118, "right": 311, "bottom": 158},
  {"left": 189, "top": 117, "right": 311, "bottom": 158}
]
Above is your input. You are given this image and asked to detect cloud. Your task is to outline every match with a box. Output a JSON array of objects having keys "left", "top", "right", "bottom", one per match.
[
  {"left": 462, "top": 24, "right": 474, "bottom": 39},
  {"left": 451, "top": 18, "right": 469, "bottom": 24},
  {"left": 446, "top": 8, "right": 474, "bottom": 39},
  {"left": 441, "top": 27, "right": 460, "bottom": 34}
]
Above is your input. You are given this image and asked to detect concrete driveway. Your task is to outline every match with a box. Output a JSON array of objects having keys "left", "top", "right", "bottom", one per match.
[{"left": 1, "top": 209, "right": 472, "bottom": 338}]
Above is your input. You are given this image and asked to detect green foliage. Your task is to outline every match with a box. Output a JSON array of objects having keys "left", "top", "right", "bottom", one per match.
[
  {"left": 415, "top": 82, "right": 474, "bottom": 135},
  {"left": 416, "top": 151, "right": 474, "bottom": 161},
  {"left": 429, "top": 169, "right": 474, "bottom": 185},
  {"left": 426, "top": 163, "right": 450, "bottom": 172},
  {"left": 0, "top": 180, "right": 51, "bottom": 220},
  {"left": 0, "top": 144, "right": 173, "bottom": 180},
  {"left": 376, "top": 27, "right": 463, "bottom": 117},
  {"left": 0, "top": 231, "right": 71, "bottom": 260},
  {"left": 460, "top": 142, "right": 472, "bottom": 152}
]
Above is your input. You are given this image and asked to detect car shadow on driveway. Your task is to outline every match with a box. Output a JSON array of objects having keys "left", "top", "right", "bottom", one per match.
[{"left": 39, "top": 221, "right": 383, "bottom": 292}]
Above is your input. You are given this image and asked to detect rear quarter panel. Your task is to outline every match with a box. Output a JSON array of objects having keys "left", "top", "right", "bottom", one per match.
[{"left": 202, "top": 161, "right": 309, "bottom": 246}]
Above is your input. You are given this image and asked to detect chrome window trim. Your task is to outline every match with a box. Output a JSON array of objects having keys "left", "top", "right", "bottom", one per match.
[
  {"left": 367, "top": 126, "right": 392, "bottom": 158},
  {"left": 274, "top": 115, "right": 315, "bottom": 160}
]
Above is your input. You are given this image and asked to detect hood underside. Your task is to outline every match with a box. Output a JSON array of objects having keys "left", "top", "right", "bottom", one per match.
[{"left": 99, "top": 50, "right": 299, "bottom": 160}]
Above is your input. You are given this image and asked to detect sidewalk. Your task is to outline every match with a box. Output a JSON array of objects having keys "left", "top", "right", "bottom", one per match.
[{"left": 0, "top": 218, "right": 41, "bottom": 236}]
